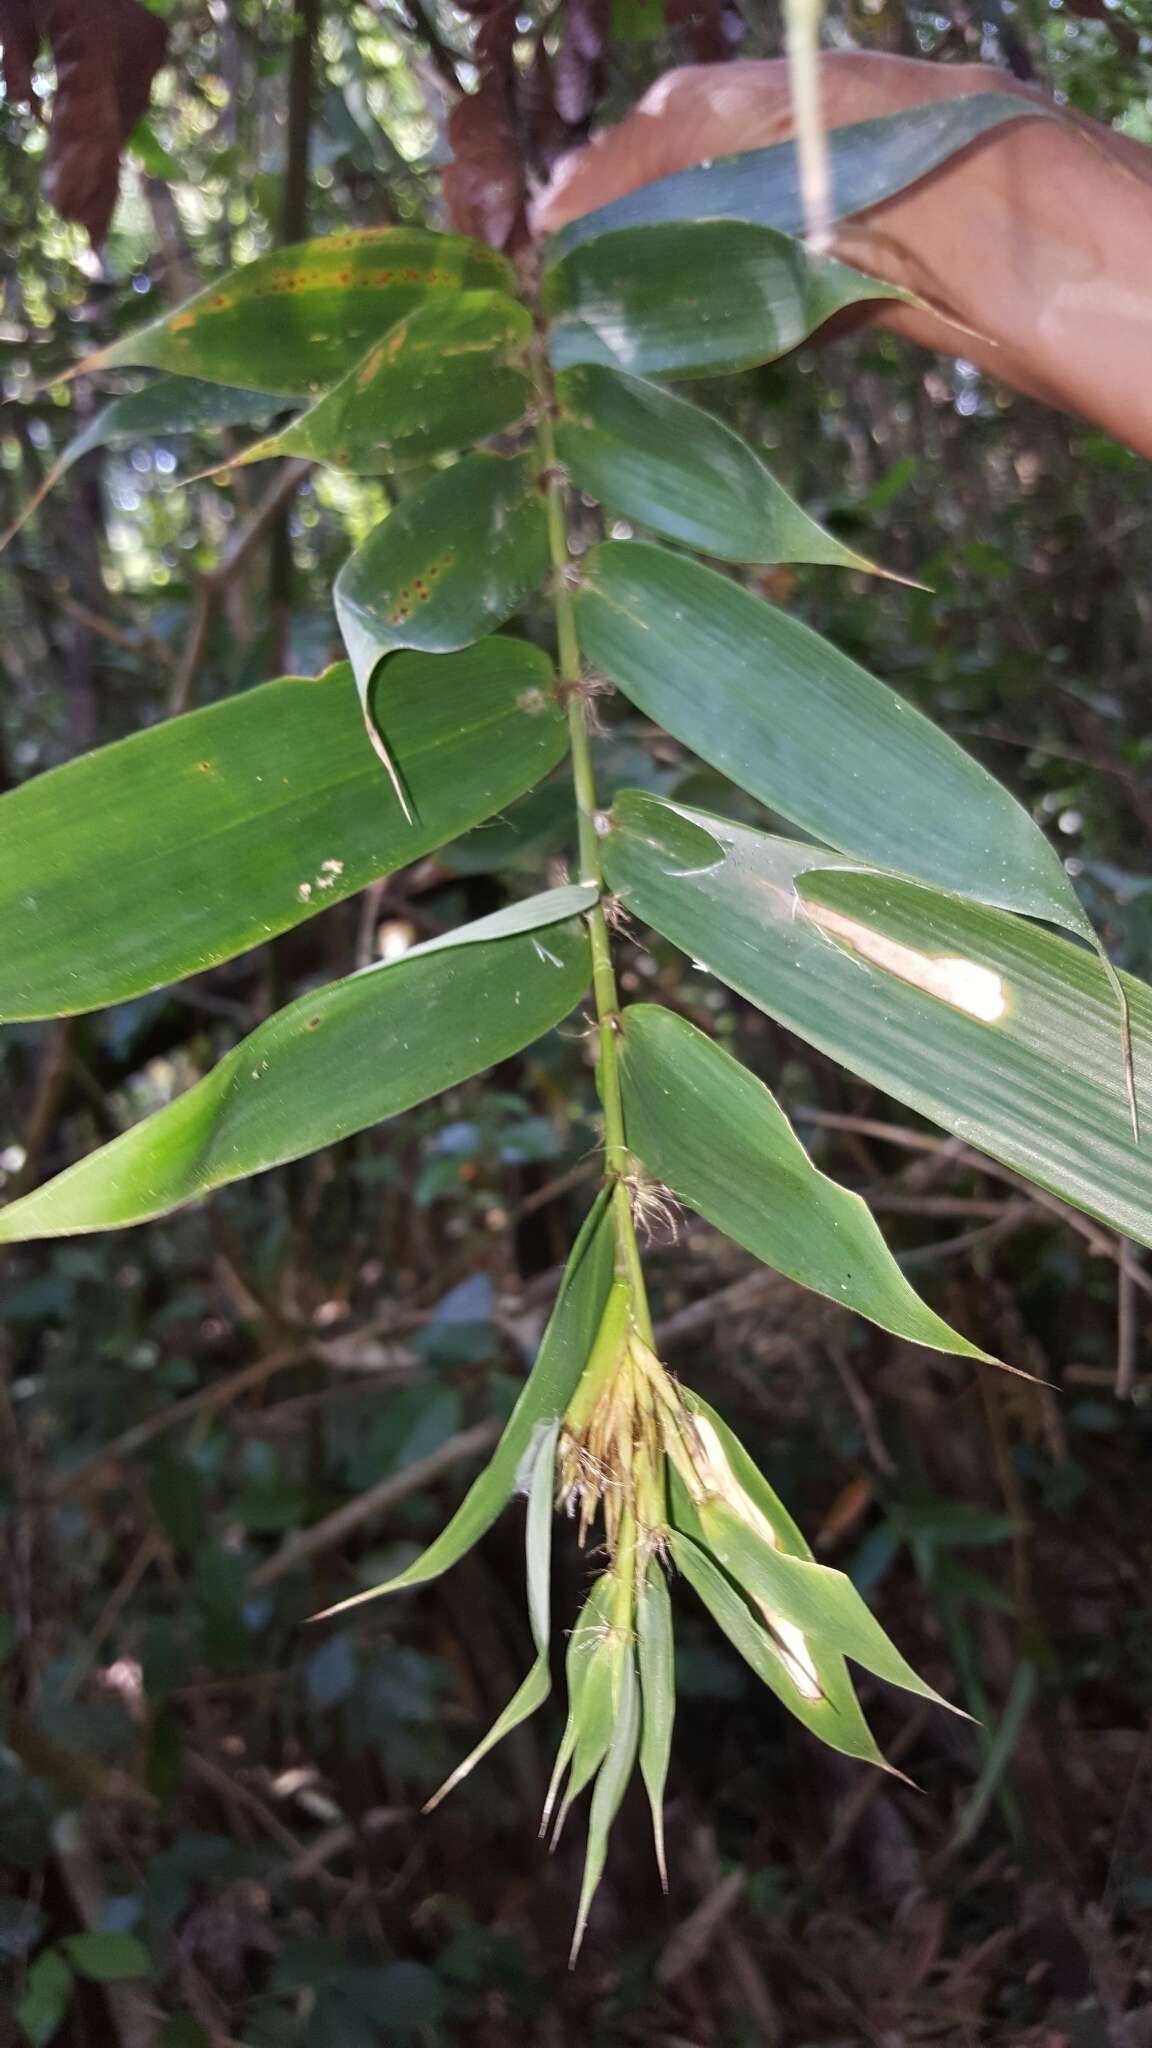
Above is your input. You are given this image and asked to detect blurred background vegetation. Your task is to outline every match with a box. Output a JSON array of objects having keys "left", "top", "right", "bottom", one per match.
[{"left": 2, "top": 2, "right": 1152, "bottom": 2042}]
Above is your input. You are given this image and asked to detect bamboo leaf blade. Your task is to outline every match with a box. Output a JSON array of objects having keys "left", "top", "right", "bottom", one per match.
[
  {"left": 697, "top": 1502, "right": 960, "bottom": 1711},
  {"left": 334, "top": 454, "right": 551, "bottom": 795},
  {"left": 636, "top": 1557, "right": 676, "bottom": 1890},
  {"left": 545, "top": 220, "right": 908, "bottom": 379},
  {"left": 578, "top": 543, "right": 1092, "bottom": 940},
  {"left": 0, "top": 376, "right": 286, "bottom": 553},
  {"left": 555, "top": 365, "right": 894, "bottom": 575},
  {"left": 223, "top": 292, "right": 534, "bottom": 476},
  {"left": 569, "top": 1646, "right": 641, "bottom": 1965},
  {"left": 0, "top": 911, "right": 591, "bottom": 1242},
  {"left": 0, "top": 649, "right": 566, "bottom": 1020},
  {"left": 620, "top": 1005, "right": 996, "bottom": 1362},
  {"left": 548, "top": 94, "right": 1046, "bottom": 258},
  {"left": 81, "top": 228, "right": 515, "bottom": 394},
  {"left": 669, "top": 1530, "right": 890, "bottom": 1769},
  {"left": 317, "top": 1193, "right": 615, "bottom": 1618},
  {"left": 424, "top": 1421, "right": 561, "bottom": 1808},
  {"left": 603, "top": 794, "right": 1152, "bottom": 1246}
]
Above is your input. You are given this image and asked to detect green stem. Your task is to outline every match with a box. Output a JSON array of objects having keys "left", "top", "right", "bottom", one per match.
[{"left": 535, "top": 389, "right": 653, "bottom": 1343}]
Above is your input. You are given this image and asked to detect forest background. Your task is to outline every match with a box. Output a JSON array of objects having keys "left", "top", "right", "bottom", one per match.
[{"left": 2, "top": 1, "right": 1152, "bottom": 2042}]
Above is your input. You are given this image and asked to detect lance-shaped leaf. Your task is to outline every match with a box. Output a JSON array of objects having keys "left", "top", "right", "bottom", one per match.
[
  {"left": 570, "top": 1644, "right": 641, "bottom": 1965},
  {"left": 579, "top": 542, "right": 1095, "bottom": 943},
  {"left": 555, "top": 365, "right": 894, "bottom": 576},
  {"left": 424, "top": 1420, "right": 560, "bottom": 1810},
  {"left": 544, "top": 219, "right": 908, "bottom": 378},
  {"left": 696, "top": 1501, "right": 960, "bottom": 1711},
  {"left": 334, "top": 454, "right": 551, "bottom": 806},
  {"left": 542, "top": 1571, "right": 619, "bottom": 1838},
  {"left": 0, "top": 900, "right": 590, "bottom": 1243},
  {"left": 548, "top": 94, "right": 1045, "bottom": 257},
  {"left": 217, "top": 292, "right": 534, "bottom": 477},
  {"left": 669, "top": 1529, "right": 890, "bottom": 1769},
  {"left": 620, "top": 1005, "right": 997, "bottom": 1364},
  {"left": 602, "top": 794, "right": 1152, "bottom": 1247},
  {"left": 316, "top": 1192, "right": 615, "bottom": 1618},
  {"left": 549, "top": 1572, "right": 640, "bottom": 1852},
  {"left": 0, "top": 648, "right": 566, "bottom": 1020},
  {"left": 73, "top": 228, "right": 514, "bottom": 395},
  {"left": 636, "top": 1557, "right": 675, "bottom": 1890},
  {"left": 0, "top": 376, "right": 284, "bottom": 553}
]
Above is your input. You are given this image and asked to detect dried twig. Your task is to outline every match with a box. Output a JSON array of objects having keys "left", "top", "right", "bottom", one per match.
[
  {"left": 248, "top": 1418, "right": 501, "bottom": 1591},
  {"left": 796, "top": 1109, "right": 1152, "bottom": 1302},
  {"left": 167, "top": 460, "right": 312, "bottom": 715},
  {"left": 46, "top": 1346, "right": 309, "bottom": 1501}
]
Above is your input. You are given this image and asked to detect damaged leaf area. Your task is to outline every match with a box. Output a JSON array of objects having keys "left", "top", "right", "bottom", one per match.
[
  {"left": 333, "top": 452, "right": 551, "bottom": 808},
  {"left": 79, "top": 228, "right": 515, "bottom": 394},
  {"left": 215, "top": 291, "right": 535, "bottom": 476}
]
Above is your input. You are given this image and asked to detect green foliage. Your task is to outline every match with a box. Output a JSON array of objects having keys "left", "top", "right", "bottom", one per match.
[
  {"left": 0, "top": 650, "right": 565, "bottom": 1016},
  {"left": 604, "top": 796, "right": 1152, "bottom": 1245},
  {"left": 544, "top": 219, "right": 909, "bottom": 378},
  {"left": 3, "top": 98, "right": 1151, "bottom": 1968},
  {"left": 555, "top": 363, "right": 894, "bottom": 572}
]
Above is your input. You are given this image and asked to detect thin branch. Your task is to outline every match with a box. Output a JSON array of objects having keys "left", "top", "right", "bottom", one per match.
[
  {"left": 1116, "top": 1239, "right": 1140, "bottom": 1399},
  {"left": 46, "top": 1346, "right": 309, "bottom": 1501},
  {"left": 167, "top": 460, "right": 312, "bottom": 715},
  {"left": 794, "top": 1109, "right": 1152, "bottom": 1303},
  {"left": 248, "top": 1418, "right": 500, "bottom": 1591}
]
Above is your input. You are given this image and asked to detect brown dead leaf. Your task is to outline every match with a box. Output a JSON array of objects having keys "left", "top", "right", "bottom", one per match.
[
  {"left": 0, "top": 0, "right": 168, "bottom": 245},
  {"left": 0, "top": 0, "right": 39, "bottom": 104},
  {"left": 441, "top": 0, "right": 528, "bottom": 252}
]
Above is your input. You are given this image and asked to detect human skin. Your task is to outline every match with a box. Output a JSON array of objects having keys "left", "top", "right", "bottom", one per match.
[{"left": 533, "top": 53, "right": 1152, "bottom": 458}]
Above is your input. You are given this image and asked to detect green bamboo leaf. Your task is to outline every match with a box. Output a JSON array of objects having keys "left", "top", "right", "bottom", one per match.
[
  {"left": 620, "top": 1005, "right": 998, "bottom": 1364},
  {"left": 636, "top": 1556, "right": 675, "bottom": 1891},
  {"left": 318, "top": 1192, "right": 614, "bottom": 1620},
  {"left": 668, "top": 1529, "right": 889, "bottom": 1770},
  {"left": 76, "top": 228, "right": 514, "bottom": 394},
  {"left": 424, "top": 1420, "right": 560, "bottom": 1809},
  {"left": 544, "top": 220, "right": 908, "bottom": 379},
  {"left": 334, "top": 454, "right": 551, "bottom": 808},
  {"left": 602, "top": 794, "right": 1152, "bottom": 1247},
  {"left": 0, "top": 905, "right": 590, "bottom": 1243},
  {"left": 542, "top": 1572, "right": 618, "bottom": 1838},
  {"left": 579, "top": 543, "right": 1093, "bottom": 944},
  {"left": 411, "top": 885, "right": 597, "bottom": 953},
  {"left": 551, "top": 1580, "right": 630, "bottom": 1847},
  {"left": 679, "top": 1392, "right": 813, "bottom": 1559},
  {"left": 555, "top": 365, "right": 894, "bottom": 576},
  {"left": 548, "top": 95, "right": 1046, "bottom": 258},
  {"left": 696, "top": 1500, "right": 962, "bottom": 1712},
  {"left": 0, "top": 648, "right": 566, "bottom": 1020},
  {"left": 569, "top": 1645, "right": 641, "bottom": 1965},
  {"left": 0, "top": 377, "right": 284, "bottom": 553},
  {"left": 222, "top": 292, "right": 533, "bottom": 476}
]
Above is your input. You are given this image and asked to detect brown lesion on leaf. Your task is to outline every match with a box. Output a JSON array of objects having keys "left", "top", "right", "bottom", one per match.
[{"left": 385, "top": 552, "right": 456, "bottom": 627}]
